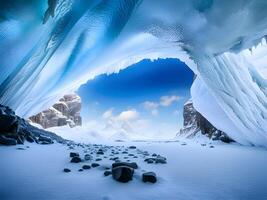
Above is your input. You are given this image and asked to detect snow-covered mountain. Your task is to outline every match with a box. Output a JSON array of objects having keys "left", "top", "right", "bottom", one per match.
[
  {"left": 179, "top": 100, "right": 234, "bottom": 143},
  {"left": 0, "top": 0, "right": 266, "bottom": 146},
  {"left": 29, "top": 94, "right": 82, "bottom": 129}
]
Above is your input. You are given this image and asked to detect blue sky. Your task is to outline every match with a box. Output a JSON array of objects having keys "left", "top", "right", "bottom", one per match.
[{"left": 78, "top": 58, "right": 193, "bottom": 139}]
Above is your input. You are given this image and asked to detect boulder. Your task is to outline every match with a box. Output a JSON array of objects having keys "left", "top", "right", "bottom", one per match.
[
  {"left": 0, "top": 114, "right": 18, "bottom": 133},
  {"left": 70, "top": 152, "right": 79, "bottom": 158},
  {"left": 142, "top": 172, "right": 157, "bottom": 183},
  {"left": 63, "top": 168, "right": 71, "bottom": 173},
  {"left": 91, "top": 163, "right": 100, "bottom": 168},
  {"left": 0, "top": 135, "right": 17, "bottom": 145},
  {"left": 84, "top": 154, "right": 93, "bottom": 161},
  {"left": 70, "top": 156, "right": 82, "bottom": 163},
  {"left": 82, "top": 165, "right": 91, "bottom": 170},
  {"left": 144, "top": 158, "right": 154, "bottom": 164},
  {"left": 112, "top": 166, "right": 134, "bottom": 183},
  {"left": 38, "top": 135, "right": 53, "bottom": 144},
  {"left": 155, "top": 158, "right": 167, "bottom": 164},
  {"left": 104, "top": 171, "right": 112, "bottom": 176}
]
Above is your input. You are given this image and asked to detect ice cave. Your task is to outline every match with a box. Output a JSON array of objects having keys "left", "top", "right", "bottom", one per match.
[{"left": 0, "top": 1, "right": 267, "bottom": 200}]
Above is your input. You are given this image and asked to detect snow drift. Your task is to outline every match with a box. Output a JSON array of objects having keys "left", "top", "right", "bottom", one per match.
[{"left": 0, "top": 0, "right": 266, "bottom": 146}]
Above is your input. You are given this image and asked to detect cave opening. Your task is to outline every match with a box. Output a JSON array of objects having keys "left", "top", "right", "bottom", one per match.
[{"left": 70, "top": 58, "right": 194, "bottom": 141}]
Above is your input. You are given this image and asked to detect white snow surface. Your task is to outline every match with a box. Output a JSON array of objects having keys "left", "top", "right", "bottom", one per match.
[
  {"left": 0, "top": 141, "right": 267, "bottom": 200},
  {"left": 0, "top": 0, "right": 266, "bottom": 146}
]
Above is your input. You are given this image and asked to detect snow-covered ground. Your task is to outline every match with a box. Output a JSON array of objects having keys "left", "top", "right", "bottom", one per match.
[{"left": 0, "top": 140, "right": 267, "bottom": 200}]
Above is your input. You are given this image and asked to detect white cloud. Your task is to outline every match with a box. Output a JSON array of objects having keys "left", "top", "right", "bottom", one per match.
[
  {"left": 116, "top": 109, "right": 139, "bottom": 121},
  {"left": 102, "top": 108, "right": 113, "bottom": 119},
  {"left": 143, "top": 101, "right": 159, "bottom": 116},
  {"left": 143, "top": 101, "right": 159, "bottom": 110},
  {"left": 142, "top": 95, "right": 180, "bottom": 116},
  {"left": 160, "top": 95, "right": 180, "bottom": 107}
]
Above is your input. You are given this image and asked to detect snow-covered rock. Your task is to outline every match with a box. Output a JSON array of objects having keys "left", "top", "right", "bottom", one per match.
[
  {"left": 29, "top": 94, "right": 82, "bottom": 129},
  {"left": 179, "top": 100, "right": 234, "bottom": 143},
  {"left": 0, "top": 104, "right": 65, "bottom": 145}
]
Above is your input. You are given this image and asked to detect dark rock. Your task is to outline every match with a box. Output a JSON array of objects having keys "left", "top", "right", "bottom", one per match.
[
  {"left": 142, "top": 172, "right": 157, "bottom": 183},
  {"left": 39, "top": 140, "right": 52, "bottom": 145},
  {"left": 78, "top": 169, "right": 84, "bottom": 172},
  {"left": 112, "top": 162, "right": 138, "bottom": 169},
  {"left": 70, "top": 156, "right": 82, "bottom": 163},
  {"left": 96, "top": 151, "right": 104, "bottom": 155},
  {"left": 16, "top": 147, "right": 26, "bottom": 150},
  {"left": 91, "top": 163, "right": 100, "bottom": 168},
  {"left": 82, "top": 165, "right": 91, "bottom": 170},
  {"left": 155, "top": 158, "right": 167, "bottom": 164},
  {"left": 219, "top": 135, "right": 234, "bottom": 143},
  {"left": 209, "top": 145, "right": 214, "bottom": 148},
  {"left": 84, "top": 154, "right": 93, "bottom": 161},
  {"left": 63, "top": 168, "right": 71, "bottom": 173},
  {"left": 38, "top": 135, "right": 53, "bottom": 144},
  {"left": 0, "top": 114, "right": 18, "bottom": 133},
  {"left": 104, "top": 171, "right": 112, "bottom": 176},
  {"left": 16, "top": 135, "right": 25, "bottom": 144},
  {"left": 0, "top": 135, "right": 17, "bottom": 145},
  {"left": 25, "top": 134, "right": 35, "bottom": 143},
  {"left": 152, "top": 153, "right": 157, "bottom": 157},
  {"left": 144, "top": 158, "right": 154, "bottom": 164},
  {"left": 70, "top": 152, "right": 79, "bottom": 158},
  {"left": 128, "top": 146, "right": 136, "bottom": 149},
  {"left": 96, "top": 158, "right": 102, "bottom": 161},
  {"left": 112, "top": 166, "right": 134, "bottom": 183}
]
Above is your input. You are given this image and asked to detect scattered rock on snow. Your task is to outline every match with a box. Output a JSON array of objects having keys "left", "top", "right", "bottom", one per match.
[
  {"left": 63, "top": 168, "right": 71, "bottom": 173},
  {"left": 104, "top": 171, "right": 112, "bottom": 176},
  {"left": 70, "top": 156, "right": 82, "bottom": 163},
  {"left": 112, "top": 166, "right": 134, "bottom": 183},
  {"left": 91, "top": 163, "right": 100, "bottom": 168},
  {"left": 142, "top": 172, "right": 157, "bottom": 183},
  {"left": 70, "top": 152, "right": 79, "bottom": 158},
  {"left": 82, "top": 165, "right": 91, "bottom": 170},
  {"left": 0, "top": 135, "right": 17, "bottom": 145}
]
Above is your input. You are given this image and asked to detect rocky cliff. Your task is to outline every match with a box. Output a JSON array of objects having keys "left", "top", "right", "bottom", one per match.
[
  {"left": 29, "top": 94, "right": 82, "bottom": 129},
  {"left": 179, "top": 100, "right": 234, "bottom": 143},
  {"left": 0, "top": 104, "right": 65, "bottom": 145}
]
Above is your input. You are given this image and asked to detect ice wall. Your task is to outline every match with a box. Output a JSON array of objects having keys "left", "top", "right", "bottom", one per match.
[{"left": 0, "top": 0, "right": 266, "bottom": 146}]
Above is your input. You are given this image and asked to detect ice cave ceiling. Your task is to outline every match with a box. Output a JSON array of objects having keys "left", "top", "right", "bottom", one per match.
[{"left": 0, "top": 0, "right": 266, "bottom": 146}]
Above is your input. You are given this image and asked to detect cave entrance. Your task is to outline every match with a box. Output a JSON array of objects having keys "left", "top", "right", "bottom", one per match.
[{"left": 74, "top": 58, "right": 194, "bottom": 141}]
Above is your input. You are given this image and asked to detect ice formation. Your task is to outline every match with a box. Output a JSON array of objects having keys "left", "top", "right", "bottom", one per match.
[{"left": 0, "top": 0, "right": 266, "bottom": 146}]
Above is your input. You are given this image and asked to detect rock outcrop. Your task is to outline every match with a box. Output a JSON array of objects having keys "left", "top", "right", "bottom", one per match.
[
  {"left": 179, "top": 100, "right": 234, "bottom": 143},
  {"left": 29, "top": 94, "right": 82, "bottom": 129},
  {"left": 0, "top": 104, "right": 65, "bottom": 146}
]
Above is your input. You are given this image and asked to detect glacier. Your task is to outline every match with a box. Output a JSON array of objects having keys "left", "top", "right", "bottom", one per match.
[{"left": 0, "top": 0, "right": 266, "bottom": 146}]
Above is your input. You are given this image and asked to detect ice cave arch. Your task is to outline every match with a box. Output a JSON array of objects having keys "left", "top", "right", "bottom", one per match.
[{"left": 0, "top": 0, "right": 266, "bottom": 146}]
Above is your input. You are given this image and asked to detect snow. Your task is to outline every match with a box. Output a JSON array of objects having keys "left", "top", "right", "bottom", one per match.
[
  {"left": 0, "top": 141, "right": 267, "bottom": 200},
  {"left": 0, "top": 0, "right": 267, "bottom": 146}
]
